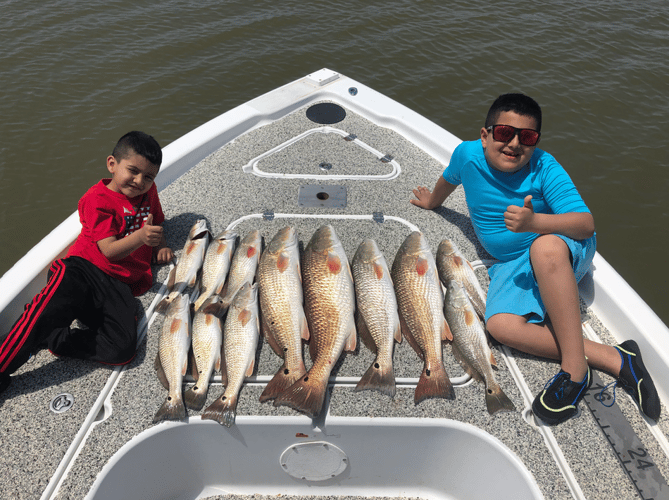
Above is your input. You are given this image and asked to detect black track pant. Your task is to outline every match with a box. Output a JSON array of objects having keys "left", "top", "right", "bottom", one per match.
[{"left": 0, "top": 257, "right": 138, "bottom": 376}]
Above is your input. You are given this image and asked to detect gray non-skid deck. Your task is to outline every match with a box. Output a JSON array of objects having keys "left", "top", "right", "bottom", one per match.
[{"left": 2, "top": 101, "right": 668, "bottom": 500}]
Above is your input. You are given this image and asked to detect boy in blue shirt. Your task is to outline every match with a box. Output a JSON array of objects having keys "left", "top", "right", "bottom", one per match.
[{"left": 412, "top": 93, "right": 660, "bottom": 425}]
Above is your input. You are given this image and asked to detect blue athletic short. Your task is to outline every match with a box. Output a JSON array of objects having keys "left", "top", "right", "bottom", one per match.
[{"left": 485, "top": 234, "right": 596, "bottom": 324}]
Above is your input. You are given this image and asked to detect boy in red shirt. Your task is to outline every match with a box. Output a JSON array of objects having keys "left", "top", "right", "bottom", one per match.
[{"left": 0, "top": 131, "right": 174, "bottom": 393}]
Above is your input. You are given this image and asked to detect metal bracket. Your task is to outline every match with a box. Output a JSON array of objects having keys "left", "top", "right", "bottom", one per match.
[
  {"left": 380, "top": 154, "right": 394, "bottom": 163},
  {"left": 372, "top": 212, "right": 385, "bottom": 224},
  {"left": 344, "top": 134, "right": 357, "bottom": 142},
  {"left": 262, "top": 210, "right": 275, "bottom": 221}
]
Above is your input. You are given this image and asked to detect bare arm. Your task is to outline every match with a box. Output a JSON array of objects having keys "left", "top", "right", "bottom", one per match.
[
  {"left": 97, "top": 214, "right": 165, "bottom": 261},
  {"left": 504, "top": 195, "right": 595, "bottom": 240},
  {"left": 411, "top": 176, "right": 458, "bottom": 210}
]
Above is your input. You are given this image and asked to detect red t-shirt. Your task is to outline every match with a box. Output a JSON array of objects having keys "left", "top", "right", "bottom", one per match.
[{"left": 67, "top": 179, "right": 165, "bottom": 296}]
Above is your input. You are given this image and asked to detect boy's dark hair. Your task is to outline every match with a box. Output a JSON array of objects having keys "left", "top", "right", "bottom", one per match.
[
  {"left": 112, "top": 131, "right": 162, "bottom": 167},
  {"left": 485, "top": 93, "right": 542, "bottom": 132}
]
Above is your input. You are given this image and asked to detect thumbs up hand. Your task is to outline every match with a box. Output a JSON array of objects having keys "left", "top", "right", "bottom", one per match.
[
  {"left": 139, "top": 213, "right": 164, "bottom": 247},
  {"left": 504, "top": 195, "right": 536, "bottom": 233}
]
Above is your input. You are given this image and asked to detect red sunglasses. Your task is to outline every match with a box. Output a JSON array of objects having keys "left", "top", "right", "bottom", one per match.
[{"left": 486, "top": 124, "right": 541, "bottom": 146}]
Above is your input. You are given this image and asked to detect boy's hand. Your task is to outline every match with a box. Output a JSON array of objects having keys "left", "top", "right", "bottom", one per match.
[
  {"left": 411, "top": 186, "right": 437, "bottom": 209},
  {"left": 139, "top": 214, "right": 164, "bottom": 247},
  {"left": 153, "top": 246, "right": 175, "bottom": 264},
  {"left": 505, "top": 195, "right": 535, "bottom": 233}
]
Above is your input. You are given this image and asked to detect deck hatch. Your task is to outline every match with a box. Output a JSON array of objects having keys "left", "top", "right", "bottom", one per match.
[
  {"left": 298, "top": 185, "right": 347, "bottom": 208},
  {"left": 306, "top": 103, "right": 346, "bottom": 124},
  {"left": 279, "top": 441, "right": 348, "bottom": 481}
]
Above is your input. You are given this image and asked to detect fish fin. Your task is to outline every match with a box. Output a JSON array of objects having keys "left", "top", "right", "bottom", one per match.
[
  {"left": 215, "top": 350, "right": 221, "bottom": 372},
  {"left": 193, "top": 288, "right": 213, "bottom": 312},
  {"left": 187, "top": 271, "right": 199, "bottom": 288},
  {"left": 166, "top": 264, "right": 177, "bottom": 291},
  {"left": 415, "top": 256, "right": 429, "bottom": 276},
  {"left": 189, "top": 348, "right": 199, "bottom": 381},
  {"left": 238, "top": 308, "right": 252, "bottom": 327},
  {"left": 276, "top": 251, "right": 290, "bottom": 273},
  {"left": 152, "top": 393, "right": 186, "bottom": 423},
  {"left": 414, "top": 362, "right": 455, "bottom": 403},
  {"left": 154, "top": 353, "right": 170, "bottom": 390},
  {"left": 260, "top": 361, "right": 307, "bottom": 403},
  {"left": 184, "top": 383, "right": 208, "bottom": 411},
  {"left": 344, "top": 316, "right": 357, "bottom": 352},
  {"left": 326, "top": 251, "right": 342, "bottom": 274},
  {"left": 355, "top": 357, "right": 396, "bottom": 397},
  {"left": 262, "top": 318, "right": 284, "bottom": 358},
  {"left": 490, "top": 351, "right": 498, "bottom": 369},
  {"left": 155, "top": 294, "right": 173, "bottom": 314},
  {"left": 273, "top": 372, "right": 327, "bottom": 418},
  {"left": 393, "top": 313, "right": 402, "bottom": 344},
  {"left": 451, "top": 343, "right": 484, "bottom": 384},
  {"left": 485, "top": 383, "right": 516, "bottom": 415},
  {"left": 441, "top": 318, "right": 453, "bottom": 342},
  {"left": 201, "top": 297, "right": 226, "bottom": 317},
  {"left": 245, "top": 358, "right": 255, "bottom": 378},
  {"left": 399, "top": 312, "right": 424, "bottom": 360},
  {"left": 201, "top": 392, "right": 238, "bottom": 427},
  {"left": 220, "top": 344, "right": 228, "bottom": 387},
  {"left": 356, "top": 311, "right": 377, "bottom": 354},
  {"left": 297, "top": 309, "right": 310, "bottom": 341}
]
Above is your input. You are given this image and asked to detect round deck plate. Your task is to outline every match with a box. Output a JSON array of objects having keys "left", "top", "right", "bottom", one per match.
[{"left": 279, "top": 441, "right": 348, "bottom": 481}]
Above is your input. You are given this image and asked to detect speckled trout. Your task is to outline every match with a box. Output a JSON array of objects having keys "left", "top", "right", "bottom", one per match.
[
  {"left": 391, "top": 231, "right": 454, "bottom": 403},
  {"left": 153, "top": 292, "right": 191, "bottom": 423},
  {"left": 219, "top": 229, "right": 261, "bottom": 312},
  {"left": 436, "top": 238, "right": 487, "bottom": 319},
  {"left": 183, "top": 299, "right": 223, "bottom": 411},
  {"left": 444, "top": 280, "right": 514, "bottom": 415},
  {"left": 258, "top": 227, "right": 309, "bottom": 403},
  {"left": 193, "top": 229, "right": 237, "bottom": 312},
  {"left": 273, "top": 225, "right": 356, "bottom": 418},
  {"left": 351, "top": 239, "right": 401, "bottom": 397},
  {"left": 201, "top": 282, "right": 259, "bottom": 427},
  {"left": 156, "top": 219, "right": 209, "bottom": 313}
]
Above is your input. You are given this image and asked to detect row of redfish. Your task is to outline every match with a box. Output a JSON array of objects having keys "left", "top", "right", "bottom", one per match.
[{"left": 152, "top": 221, "right": 514, "bottom": 425}]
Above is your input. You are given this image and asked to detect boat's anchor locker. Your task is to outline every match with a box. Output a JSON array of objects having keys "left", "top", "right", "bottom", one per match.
[{"left": 279, "top": 441, "right": 349, "bottom": 481}]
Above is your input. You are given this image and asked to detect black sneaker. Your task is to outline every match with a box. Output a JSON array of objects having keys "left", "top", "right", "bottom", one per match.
[
  {"left": 613, "top": 340, "right": 660, "bottom": 422},
  {"left": 532, "top": 368, "right": 592, "bottom": 425}
]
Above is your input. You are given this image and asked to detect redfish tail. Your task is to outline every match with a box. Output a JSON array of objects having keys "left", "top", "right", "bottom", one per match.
[
  {"left": 155, "top": 295, "right": 174, "bottom": 314},
  {"left": 201, "top": 393, "right": 238, "bottom": 427},
  {"left": 152, "top": 394, "right": 186, "bottom": 423},
  {"left": 414, "top": 362, "right": 455, "bottom": 404},
  {"left": 485, "top": 383, "right": 516, "bottom": 415},
  {"left": 184, "top": 383, "right": 209, "bottom": 411},
  {"left": 273, "top": 372, "right": 327, "bottom": 418},
  {"left": 355, "top": 358, "right": 396, "bottom": 398},
  {"left": 260, "top": 363, "right": 307, "bottom": 403}
]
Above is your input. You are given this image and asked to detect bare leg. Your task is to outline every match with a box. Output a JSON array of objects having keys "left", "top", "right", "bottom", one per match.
[
  {"left": 486, "top": 313, "right": 621, "bottom": 376},
  {"left": 487, "top": 235, "right": 620, "bottom": 379}
]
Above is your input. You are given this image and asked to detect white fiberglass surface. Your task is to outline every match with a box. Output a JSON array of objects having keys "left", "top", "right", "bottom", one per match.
[{"left": 86, "top": 417, "right": 543, "bottom": 500}]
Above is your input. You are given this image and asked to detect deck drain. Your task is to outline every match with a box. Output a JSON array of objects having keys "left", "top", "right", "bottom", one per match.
[
  {"left": 298, "top": 185, "right": 347, "bottom": 208},
  {"left": 306, "top": 103, "right": 346, "bottom": 124},
  {"left": 50, "top": 393, "right": 75, "bottom": 413},
  {"left": 279, "top": 441, "right": 348, "bottom": 481}
]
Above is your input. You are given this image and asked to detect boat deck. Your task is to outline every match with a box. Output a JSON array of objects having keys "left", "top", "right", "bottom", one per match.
[{"left": 2, "top": 72, "right": 669, "bottom": 500}]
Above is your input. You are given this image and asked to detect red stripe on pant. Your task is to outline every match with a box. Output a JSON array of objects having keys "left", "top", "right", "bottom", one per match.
[{"left": 0, "top": 260, "right": 67, "bottom": 372}]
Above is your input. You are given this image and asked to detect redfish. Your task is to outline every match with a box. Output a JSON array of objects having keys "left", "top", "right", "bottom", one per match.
[
  {"left": 273, "top": 225, "right": 356, "bottom": 418},
  {"left": 351, "top": 239, "right": 401, "bottom": 397},
  {"left": 391, "top": 231, "right": 454, "bottom": 403},
  {"left": 201, "top": 282, "right": 259, "bottom": 427},
  {"left": 445, "top": 280, "right": 514, "bottom": 415},
  {"left": 257, "top": 227, "right": 309, "bottom": 403},
  {"left": 156, "top": 220, "right": 209, "bottom": 313}
]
